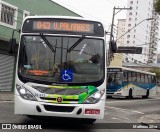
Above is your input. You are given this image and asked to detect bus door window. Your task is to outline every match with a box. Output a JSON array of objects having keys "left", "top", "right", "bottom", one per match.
[
  {"left": 107, "top": 73, "right": 122, "bottom": 86},
  {"left": 107, "top": 75, "right": 112, "bottom": 83},
  {"left": 115, "top": 73, "right": 122, "bottom": 85},
  {"left": 123, "top": 72, "right": 128, "bottom": 83},
  {"left": 107, "top": 73, "right": 114, "bottom": 84}
]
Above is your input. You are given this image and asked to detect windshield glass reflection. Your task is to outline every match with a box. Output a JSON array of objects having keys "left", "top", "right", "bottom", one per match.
[{"left": 18, "top": 36, "right": 104, "bottom": 83}]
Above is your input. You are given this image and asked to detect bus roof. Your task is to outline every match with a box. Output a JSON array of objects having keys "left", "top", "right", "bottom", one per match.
[
  {"left": 23, "top": 15, "right": 103, "bottom": 24},
  {"left": 107, "top": 67, "right": 156, "bottom": 75}
]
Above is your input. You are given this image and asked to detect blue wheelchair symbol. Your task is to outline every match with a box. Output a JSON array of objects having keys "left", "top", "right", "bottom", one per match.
[{"left": 61, "top": 70, "right": 73, "bottom": 82}]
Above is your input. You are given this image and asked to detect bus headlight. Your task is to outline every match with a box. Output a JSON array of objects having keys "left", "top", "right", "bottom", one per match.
[
  {"left": 83, "top": 90, "right": 104, "bottom": 104},
  {"left": 16, "top": 85, "right": 37, "bottom": 101},
  {"left": 117, "top": 88, "right": 122, "bottom": 91}
]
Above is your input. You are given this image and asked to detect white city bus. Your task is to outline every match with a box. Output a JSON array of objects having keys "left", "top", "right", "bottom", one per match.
[
  {"left": 13, "top": 16, "right": 107, "bottom": 123},
  {"left": 107, "top": 67, "right": 157, "bottom": 98}
]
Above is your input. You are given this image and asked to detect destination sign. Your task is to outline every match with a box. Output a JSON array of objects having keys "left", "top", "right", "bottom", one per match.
[
  {"left": 22, "top": 18, "right": 104, "bottom": 37},
  {"left": 33, "top": 21, "right": 94, "bottom": 33},
  {"left": 107, "top": 68, "right": 122, "bottom": 72}
]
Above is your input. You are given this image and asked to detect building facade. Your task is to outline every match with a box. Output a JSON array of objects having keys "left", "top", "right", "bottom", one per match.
[
  {"left": 157, "top": 53, "right": 160, "bottom": 63},
  {"left": 0, "top": 0, "right": 80, "bottom": 91},
  {"left": 148, "top": 8, "right": 159, "bottom": 63},
  {"left": 123, "top": 0, "right": 157, "bottom": 64}
]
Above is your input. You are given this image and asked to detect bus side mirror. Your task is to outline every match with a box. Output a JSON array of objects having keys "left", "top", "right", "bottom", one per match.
[
  {"left": 8, "top": 38, "right": 16, "bottom": 54},
  {"left": 110, "top": 40, "right": 117, "bottom": 53}
]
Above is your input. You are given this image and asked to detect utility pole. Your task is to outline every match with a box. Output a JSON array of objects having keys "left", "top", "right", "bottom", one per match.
[{"left": 108, "top": 7, "right": 131, "bottom": 66}]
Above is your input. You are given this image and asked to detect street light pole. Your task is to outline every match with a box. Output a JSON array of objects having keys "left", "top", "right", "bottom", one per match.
[
  {"left": 116, "top": 18, "right": 153, "bottom": 41},
  {"left": 108, "top": 6, "right": 131, "bottom": 65}
]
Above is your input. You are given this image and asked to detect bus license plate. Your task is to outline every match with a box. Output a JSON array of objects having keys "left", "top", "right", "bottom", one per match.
[{"left": 85, "top": 109, "right": 100, "bottom": 114}]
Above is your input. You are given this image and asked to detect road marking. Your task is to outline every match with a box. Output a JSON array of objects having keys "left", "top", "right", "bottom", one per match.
[
  {"left": 111, "top": 117, "right": 118, "bottom": 120},
  {"left": 111, "top": 117, "right": 130, "bottom": 122},
  {"left": 105, "top": 98, "right": 160, "bottom": 104},
  {"left": 106, "top": 106, "right": 144, "bottom": 114}
]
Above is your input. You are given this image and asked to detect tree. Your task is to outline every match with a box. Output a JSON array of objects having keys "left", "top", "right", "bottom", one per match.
[{"left": 154, "top": 0, "right": 160, "bottom": 14}]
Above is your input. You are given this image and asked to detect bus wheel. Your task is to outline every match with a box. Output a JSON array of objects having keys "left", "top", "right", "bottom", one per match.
[
  {"left": 126, "top": 89, "right": 133, "bottom": 99},
  {"left": 142, "top": 90, "right": 149, "bottom": 99},
  {"left": 26, "top": 115, "right": 37, "bottom": 119},
  {"left": 106, "top": 96, "right": 112, "bottom": 99},
  {"left": 81, "top": 119, "right": 96, "bottom": 124}
]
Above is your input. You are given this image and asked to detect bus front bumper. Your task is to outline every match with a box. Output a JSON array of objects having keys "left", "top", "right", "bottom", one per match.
[
  {"left": 107, "top": 92, "right": 122, "bottom": 96},
  {"left": 14, "top": 95, "right": 105, "bottom": 119}
]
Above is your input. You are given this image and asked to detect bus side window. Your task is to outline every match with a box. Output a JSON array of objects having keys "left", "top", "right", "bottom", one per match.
[
  {"left": 137, "top": 73, "right": 140, "bottom": 82},
  {"left": 151, "top": 76, "right": 156, "bottom": 83},
  {"left": 132, "top": 72, "right": 137, "bottom": 82},
  {"left": 145, "top": 75, "right": 149, "bottom": 83},
  {"left": 148, "top": 75, "right": 151, "bottom": 83},
  {"left": 141, "top": 74, "right": 145, "bottom": 83},
  {"left": 128, "top": 72, "right": 132, "bottom": 82},
  {"left": 123, "top": 72, "right": 128, "bottom": 82}
]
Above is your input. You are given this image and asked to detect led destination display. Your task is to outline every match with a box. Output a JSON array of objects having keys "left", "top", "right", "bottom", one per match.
[{"left": 33, "top": 21, "right": 94, "bottom": 33}]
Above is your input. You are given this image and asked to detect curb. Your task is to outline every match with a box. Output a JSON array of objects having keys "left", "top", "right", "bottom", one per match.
[{"left": 0, "top": 92, "right": 14, "bottom": 101}]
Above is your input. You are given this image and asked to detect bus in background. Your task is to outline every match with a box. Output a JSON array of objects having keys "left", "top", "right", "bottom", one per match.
[
  {"left": 11, "top": 16, "right": 106, "bottom": 124},
  {"left": 106, "top": 67, "right": 157, "bottom": 99}
]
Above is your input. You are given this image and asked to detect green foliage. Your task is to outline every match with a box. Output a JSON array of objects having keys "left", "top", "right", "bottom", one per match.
[
  {"left": 149, "top": 68, "right": 160, "bottom": 80},
  {"left": 154, "top": 0, "right": 160, "bottom": 14}
]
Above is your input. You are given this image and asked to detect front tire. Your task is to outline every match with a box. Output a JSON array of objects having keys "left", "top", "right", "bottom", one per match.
[
  {"left": 81, "top": 119, "right": 96, "bottom": 124},
  {"left": 142, "top": 90, "right": 149, "bottom": 99},
  {"left": 106, "top": 96, "right": 112, "bottom": 99},
  {"left": 26, "top": 115, "right": 38, "bottom": 119},
  {"left": 126, "top": 89, "right": 133, "bottom": 99}
]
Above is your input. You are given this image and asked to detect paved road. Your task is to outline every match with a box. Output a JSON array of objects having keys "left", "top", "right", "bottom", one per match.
[
  {"left": 105, "top": 97, "right": 160, "bottom": 123},
  {"left": 0, "top": 96, "right": 160, "bottom": 132}
]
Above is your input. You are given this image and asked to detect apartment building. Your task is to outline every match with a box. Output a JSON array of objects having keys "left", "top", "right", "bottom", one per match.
[{"left": 123, "top": 0, "right": 158, "bottom": 64}]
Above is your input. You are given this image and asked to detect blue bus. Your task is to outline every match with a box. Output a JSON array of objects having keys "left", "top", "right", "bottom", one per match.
[{"left": 106, "top": 67, "right": 157, "bottom": 98}]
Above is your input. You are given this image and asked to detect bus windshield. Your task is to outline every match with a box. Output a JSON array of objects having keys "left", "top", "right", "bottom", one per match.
[
  {"left": 107, "top": 72, "right": 123, "bottom": 86},
  {"left": 18, "top": 35, "right": 104, "bottom": 84}
]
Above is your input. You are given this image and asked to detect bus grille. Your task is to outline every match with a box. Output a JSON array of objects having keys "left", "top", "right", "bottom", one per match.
[
  {"left": 43, "top": 105, "right": 75, "bottom": 112},
  {"left": 107, "top": 92, "right": 114, "bottom": 94},
  {"left": 34, "top": 86, "right": 88, "bottom": 95},
  {"left": 40, "top": 97, "right": 79, "bottom": 102}
]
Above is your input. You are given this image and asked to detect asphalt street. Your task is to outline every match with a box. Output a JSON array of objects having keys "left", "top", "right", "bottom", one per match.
[{"left": 0, "top": 96, "right": 160, "bottom": 132}]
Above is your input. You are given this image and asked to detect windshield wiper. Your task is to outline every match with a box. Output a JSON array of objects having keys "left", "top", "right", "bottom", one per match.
[
  {"left": 40, "top": 33, "right": 55, "bottom": 53},
  {"left": 67, "top": 35, "right": 85, "bottom": 53}
]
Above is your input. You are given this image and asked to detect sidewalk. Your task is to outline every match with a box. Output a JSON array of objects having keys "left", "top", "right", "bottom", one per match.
[
  {"left": 0, "top": 92, "right": 14, "bottom": 101},
  {"left": 138, "top": 114, "right": 160, "bottom": 123}
]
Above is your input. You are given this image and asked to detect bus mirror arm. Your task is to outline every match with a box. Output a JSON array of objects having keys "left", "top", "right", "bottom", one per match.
[{"left": 9, "top": 29, "right": 20, "bottom": 54}]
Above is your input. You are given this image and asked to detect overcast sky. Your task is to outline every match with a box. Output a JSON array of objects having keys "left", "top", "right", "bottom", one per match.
[
  {"left": 53, "top": 0, "right": 128, "bottom": 31},
  {"left": 53, "top": 0, "right": 160, "bottom": 53}
]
